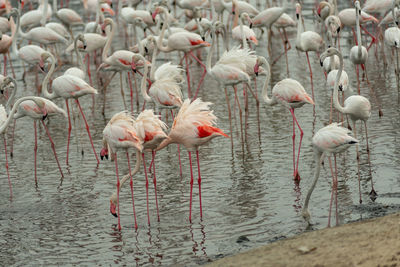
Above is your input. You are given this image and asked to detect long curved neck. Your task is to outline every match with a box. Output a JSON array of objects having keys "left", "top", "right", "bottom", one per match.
[
  {"left": 233, "top": 1, "right": 239, "bottom": 28},
  {"left": 149, "top": 42, "right": 158, "bottom": 81},
  {"left": 11, "top": 11, "right": 20, "bottom": 57},
  {"left": 102, "top": 20, "right": 115, "bottom": 62},
  {"left": 0, "top": 96, "right": 42, "bottom": 134},
  {"left": 94, "top": 1, "right": 101, "bottom": 32},
  {"left": 139, "top": 55, "right": 151, "bottom": 101},
  {"left": 40, "top": 0, "right": 49, "bottom": 25},
  {"left": 110, "top": 150, "right": 141, "bottom": 203},
  {"left": 333, "top": 0, "right": 338, "bottom": 15},
  {"left": 261, "top": 62, "right": 275, "bottom": 105},
  {"left": 5, "top": 80, "right": 17, "bottom": 111},
  {"left": 18, "top": 11, "right": 28, "bottom": 39},
  {"left": 42, "top": 54, "right": 57, "bottom": 99},
  {"left": 303, "top": 149, "right": 323, "bottom": 214},
  {"left": 296, "top": 11, "right": 303, "bottom": 46},
  {"left": 157, "top": 13, "right": 174, "bottom": 52},
  {"left": 239, "top": 15, "right": 248, "bottom": 49},
  {"left": 219, "top": 0, "right": 230, "bottom": 9},
  {"left": 74, "top": 37, "right": 85, "bottom": 71},
  {"left": 206, "top": 27, "right": 217, "bottom": 74},
  {"left": 333, "top": 51, "right": 346, "bottom": 114},
  {"left": 392, "top": 2, "right": 399, "bottom": 26},
  {"left": 221, "top": 26, "right": 229, "bottom": 51},
  {"left": 355, "top": 6, "right": 362, "bottom": 57}
]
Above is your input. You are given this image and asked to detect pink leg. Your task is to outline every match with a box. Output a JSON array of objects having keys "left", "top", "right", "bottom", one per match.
[
  {"left": 114, "top": 152, "right": 122, "bottom": 231},
  {"left": 65, "top": 100, "right": 72, "bottom": 165},
  {"left": 290, "top": 108, "right": 303, "bottom": 182},
  {"left": 360, "top": 25, "right": 376, "bottom": 51},
  {"left": 291, "top": 108, "right": 296, "bottom": 177},
  {"left": 195, "top": 150, "right": 203, "bottom": 220},
  {"left": 34, "top": 121, "right": 38, "bottom": 184},
  {"left": 171, "top": 110, "right": 182, "bottom": 176},
  {"left": 189, "top": 51, "right": 207, "bottom": 100},
  {"left": 75, "top": 99, "right": 100, "bottom": 165},
  {"left": 152, "top": 150, "right": 160, "bottom": 222},
  {"left": 365, "top": 121, "right": 377, "bottom": 199},
  {"left": 353, "top": 121, "right": 362, "bottom": 204},
  {"left": 42, "top": 121, "right": 64, "bottom": 178},
  {"left": 4, "top": 135, "right": 12, "bottom": 198},
  {"left": 356, "top": 65, "right": 360, "bottom": 94},
  {"left": 184, "top": 53, "right": 192, "bottom": 99},
  {"left": 127, "top": 72, "right": 134, "bottom": 113},
  {"left": 188, "top": 151, "right": 194, "bottom": 223},
  {"left": 126, "top": 150, "right": 138, "bottom": 229},
  {"left": 142, "top": 153, "right": 151, "bottom": 226},
  {"left": 334, "top": 155, "right": 339, "bottom": 225},
  {"left": 9, "top": 120, "right": 16, "bottom": 157},
  {"left": 327, "top": 156, "right": 335, "bottom": 227},
  {"left": 148, "top": 153, "right": 154, "bottom": 173},
  {"left": 305, "top": 52, "right": 314, "bottom": 101},
  {"left": 3, "top": 54, "right": 7, "bottom": 76}
]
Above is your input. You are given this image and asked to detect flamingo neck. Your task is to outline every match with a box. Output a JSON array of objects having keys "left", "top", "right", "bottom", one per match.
[
  {"left": 302, "top": 149, "right": 323, "bottom": 219},
  {"left": 11, "top": 11, "right": 20, "bottom": 57},
  {"left": 139, "top": 55, "right": 151, "bottom": 102},
  {"left": 355, "top": 6, "right": 362, "bottom": 57},
  {"left": 333, "top": 51, "right": 346, "bottom": 114},
  {"left": 157, "top": 13, "right": 174, "bottom": 52},
  {"left": 102, "top": 20, "right": 115, "bottom": 62},
  {"left": 42, "top": 54, "right": 57, "bottom": 99},
  {"left": 0, "top": 96, "right": 43, "bottom": 134},
  {"left": 296, "top": 11, "right": 303, "bottom": 48},
  {"left": 110, "top": 150, "right": 141, "bottom": 204},
  {"left": 74, "top": 37, "right": 85, "bottom": 71},
  {"left": 40, "top": 0, "right": 49, "bottom": 25},
  {"left": 149, "top": 42, "right": 158, "bottom": 81},
  {"left": 261, "top": 61, "right": 275, "bottom": 106},
  {"left": 206, "top": 26, "right": 216, "bottom": 75},
  {"left": 5, "top": 79, "right": 18, "bottom": 111},
  {"left": 239, "top": 14, "right": 248, "bottom": 49}
]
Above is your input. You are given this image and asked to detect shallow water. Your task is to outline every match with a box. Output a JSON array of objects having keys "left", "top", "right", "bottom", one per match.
[{"left": 1, "top": 0, "right": 400, "bottom": 266}]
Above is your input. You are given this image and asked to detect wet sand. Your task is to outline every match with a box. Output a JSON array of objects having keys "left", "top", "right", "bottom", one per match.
[{"left": 207, "top": 212, "right": 400, "bottom": 267}]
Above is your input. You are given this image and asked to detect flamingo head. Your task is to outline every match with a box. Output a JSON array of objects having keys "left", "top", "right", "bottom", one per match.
[
  {"left": 77, "top": 34, "right": 87, "bottom": 50},
  {"left": 131, "top": 60, "right": 137, "bottom": 73},
  {"left": 101, "top": 18, "right": 113, "bottom": 34},
  {"left": 151, "top": 6, "right": 166, "bottom": 21},
  {"left": 295, "top": 3, "right": 301, "bottom": 20},
  {"left": 319, "top": 47, "right": 339, "bottom": 66},
  {"left": 231, "top": 2, "right": 236, "bottom": 15},
  {"left": 39, "top": 52, "right": 51, "bottom": 72},
  {"left": 0, "top": 31, "right": 2, "bottom": 41},
  {"left": 19, "top": 0, "right": 24, "bottom": 9},
  {"left": 100, "top": 147, "right": 108, "bottom": 160},
  {"left": 32, "top": 97, "right": 48, "bottom": 120},
  {"left": 100, "top": 3, "right": 115, "bottom": 16},
  {"left": 110, "top": 199, "right": 117, "bottom": 218}
]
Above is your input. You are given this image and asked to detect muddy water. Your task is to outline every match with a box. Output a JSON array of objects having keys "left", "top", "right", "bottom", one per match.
[{"left": 0, "top": 0, "right": 399, "bottom": 266}]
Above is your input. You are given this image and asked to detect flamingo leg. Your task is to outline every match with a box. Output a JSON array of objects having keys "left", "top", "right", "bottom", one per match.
[
  {"left": 360, "top": 25, "right": 376, "bottom": 51},
  {"left": 224, "top": 87, "right": 234, "bottom": 150},
  {"left": 102, "top": 71, "right": 117, "bottom": 115},
  {"left": 184, "top": 53, "right": 192, "bottom": 99},
  {"left": 65, "top": 100, "right": 72, "bottom": 165},
  {"left": 364, "top": 121, "right": 377, "bottom": 199},
  {"left": 305, "top": 52, "right": 314, "bottom": 101},
  {"left": 290, "top": 108, "right": 296, "bottom": 178},
  {"left": 34, "top": 121, "right": 38, "bottom": 185},
  {"left": 234, "top": 86, "right": 244, "bottom": 151},
  {"left": 126, "top": 150, "right": 138, "bottom": 229},
  {"left": 188, "top": 151, "right": 194, "bottom": 223},
  {"left": 142, "top": 152, "right": 151, "bottom": 226},
  {"left": 290, "top": 108, "right": 303, "bottom": 182},
  {"left": 9, "top": 120, "right": 16, "bottom": 157},
  {"left": 7, "top": 52, "right": 15, "bottom": 79},
  {"left": 75, "top": 99, "right": 100, "bottom": 165},
  {"left": 127, "top": 72, "right": 134, "bottom": 113},
  {"left": 356, "top": 65, "right": 360, "bottom": 94},
  {"left": 284, "top": 28, "right": 290, "bottom": 76},
  {"left": 3, "top": 54, "right": 7, "bottom": 76},
  {"left": 120, "top": 72, "right": 127, "bottom": 110},
  {"left": 114, "top": 152, "right": 122, "bottom": 231},
  {"left": 170, "top": 110, "right": 182, "bottom": 176},
  {"left": 334, "top": 154, "right": 339, "bottom": 226},
  {"left": 189, "top": 51, "right": 207, "bottom": 100},
  {"left": 4, "top": 135, "right": 12, "bottom": 198},
  {"left": 195, "top": 150, "right": 203, "bottom": 220},
  {"left": 152, "top": 150, "right": 160, "bottom": 222},
  {"left": 42, "top": 121, "right": 64, "bottom": 178},
  {"left": 327, "top": 156, "right": 335, "bottom": 227},
  {"left": 353, "top": 121, "right": 362, "bottom": 204},
  {"left": 271, "top": 29, "right": 286, "bottom": 66}
]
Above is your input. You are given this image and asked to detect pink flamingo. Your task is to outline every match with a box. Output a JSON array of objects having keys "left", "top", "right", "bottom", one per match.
[
  {"left": 156, "top": 98, "right": 229, "bottom": 222},
  {"left": 0, "top": 94, "right": 47, "bottom": 198},
  {"left": 302, "top": 123, "right": 358, "bottom": 227},
  {"left": 255, "top": 56, "right": 314, "bottom": 182},
  {"left": 295, "top": 3, "right": 324, "bottom": 102},
  {"left": 152, "top": 6, "right": 211, "bottom": 100},
  {"left": 40, "top": 51, "right": 100, "bottom": 166},
  {"left": 102, "top": 110, "right": 143, "bottom": 231},
  {"left": 0, "top": 8, "right": 20, "bottom": 78}
]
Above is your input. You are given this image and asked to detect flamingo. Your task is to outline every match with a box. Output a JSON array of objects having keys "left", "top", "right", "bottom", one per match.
[
  {"left": 152, "top": 5, "right": 210, "bottom": 100},
  {"left": 40, "top": 51, "right": 100, "bottom": 165},
  {"left": 362, "top": 0, "right": 393, "bottom": 16},
  {"left": 84, "top": 0, "right": 114, "bottom": 34},
  {"left": 135, "top": 109, "right": 168, "bottom": 224},
  {"left": 64, "top": 34, "right": 86, "bottom": 80},
  {"left": 156, "top": 98, "right": 229, "bottom": 222},
  {"left": 0, "top": 8, "right": 20, "bottom": 78},
  {"left": 232, "top": 12, "right": 257, "bottom": 48},
  {"left": 52, "top": 0, "right": 83, "bottom": 40},
  {"left": 20, "top": 0, "right": 51, "bottom": 28},
  {"left": 320, "top": 47, "right": 376, "bottom": 203},
  {"left": 255, "top": 56, "right": 314, "bottom": 182},
  {"left": 249, "top": 6, "right": 284, "bottom": 58},
  {"left": 295, "top": 3, "right": 324, "bottom": 102},
  {"left": 384, "top": 0, "right": 400, "bottom": 90},
  {"left": 0, "top": 94, "right": 47, "bottom": 198},
  {"left": 102, "top": 110, "right": 143, "bottom": 230},
  {"left": 302, "top": 123, "right": 358, "bottom": 227},
  {"left": 350, "top": 1, "right": 369, "bottom": 95},
  {"left": 338, "top": 1, "right": 378, "bottom": 51},
  {"left": 217, "top": 0, "right": 258, "bottom": 18}
]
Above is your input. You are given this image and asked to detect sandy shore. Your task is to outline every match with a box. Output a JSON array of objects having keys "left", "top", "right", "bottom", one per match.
[{"left": 207, "top": 213, "right": 400, "bottom": 267}]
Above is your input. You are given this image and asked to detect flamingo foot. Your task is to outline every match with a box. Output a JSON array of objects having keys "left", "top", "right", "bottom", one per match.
[
  {"left": 294, "top": 171, "right": 300, "bottom": 182},
  {"left": 369, "top": 189, "right": 378, "bottom": 201}
]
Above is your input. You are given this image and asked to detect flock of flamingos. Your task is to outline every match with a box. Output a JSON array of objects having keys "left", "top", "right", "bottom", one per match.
[{"left": 0, "top": 0, "right": 397, "bottom": 231}]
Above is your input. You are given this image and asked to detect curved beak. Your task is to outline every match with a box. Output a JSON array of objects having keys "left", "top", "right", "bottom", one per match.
[
  {"left": 254, "top": 62, "right": 259, "bottom": 76},
  {"left": 110, "top": 201, "right": 118, "bottom": 218}
]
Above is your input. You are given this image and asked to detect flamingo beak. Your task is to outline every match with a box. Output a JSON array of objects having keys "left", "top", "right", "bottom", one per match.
[
  {"left": 144, "top": 46, "right": 148, "bottom": 54},
  {"left": 110, "top": 201, "right": 118, "bottom": 217},
  {"left": 317, "top": 5, "right": 321, "bottom": 17},
  {"left": 232, "top": 6, "right": 235, "bottom": 15},
  {"left": 105, "top": 8, "right": 115, "bottom": 16},
  {"left": 100, "top": 148, "right": 108, "bottom": 160},
  {"left": 131, "top": 61, "right": 137, "bottom": 73},
  {"left": 254, "top": 63, "right": 259, "bottom": 76},
  {"left": 39, "top": 58, "right": 45, "bottom": 72},
  {"left": 152, "top": 9, "right": 159, "bottom": 21},
  {"left": 20, "top": 0, "right": 24, "bottom": 9},
  {"left": 42, "top": 111, "right": 48, "bottom": 121}
]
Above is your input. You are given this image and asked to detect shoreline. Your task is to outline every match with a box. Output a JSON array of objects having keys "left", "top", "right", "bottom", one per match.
[{"left": 206, "top": 212, "right": 400, "bottom": 267}]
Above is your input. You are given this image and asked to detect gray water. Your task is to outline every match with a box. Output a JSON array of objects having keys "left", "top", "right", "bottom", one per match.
[{"left": 1, "top": 1, "right": 400, "bottom": 266}]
